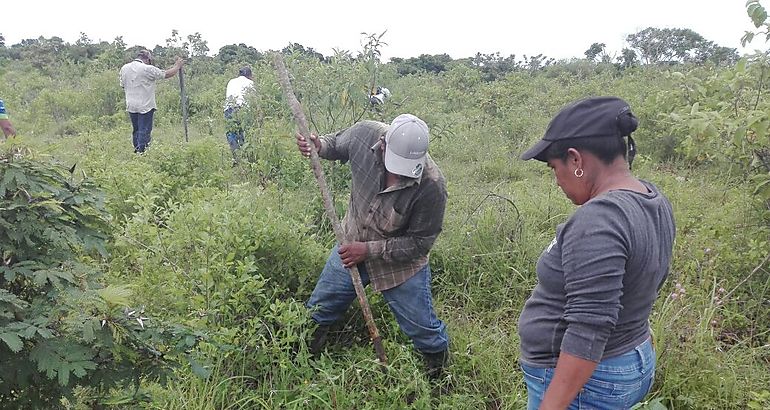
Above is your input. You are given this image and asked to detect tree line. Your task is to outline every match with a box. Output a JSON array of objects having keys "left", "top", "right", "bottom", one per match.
[{"left": 0, "top": 26, "right": 739, "bottom": 80}]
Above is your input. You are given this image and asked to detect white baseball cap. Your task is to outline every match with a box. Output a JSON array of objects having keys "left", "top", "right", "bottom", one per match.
[{"left": 384, "top": 114, "right": 430, "bottom": 178}]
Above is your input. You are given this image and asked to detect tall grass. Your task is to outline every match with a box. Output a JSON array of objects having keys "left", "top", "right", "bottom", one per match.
[{"left": 3, "top": 56, "right": 769, "bottom": 408}]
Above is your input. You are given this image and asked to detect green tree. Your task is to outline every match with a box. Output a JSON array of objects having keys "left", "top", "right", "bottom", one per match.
[
  {"left": 217, "top": 43, "right": 263, "bottom": 65},
  {"left": 360, "top": 31, "right": 388, "bottom": 94},
  {"left": 618, "top": 47, "right": 639, "bottom": 68},
  {"left": 66, "top": 32, "right": 111, "bottom": 64},
  {"left": 467, "top": 52, "right": 520, "bottom": 81},
  {"left": 10, "top": 36, "right": 66, "bottom": 69},
  {"left": 391, "top": 53, "right": 454, "bottom": 76},
  {"left": 742, "top": 0, "right": 770, "bottom": 46},
  {"left": 93, "top": 36, "right": 128, "bottom": 70},
  {"left": 584, "top": 42, "right": 606, "bottom": 61},
  {"left": 522, "top": 53, "right": 554, "bottom": 72},
  {"left": 187, "top": 32, "right": 209, "bottom": 57},
  {"left": 146, "top": 29, "right": 189, "bottom": 66},
  {"left": 626, "top": 27, "right": 738, "bottom": 65},
  {"left": 281, "top": 43, "right": 326, "bottom": 61}
]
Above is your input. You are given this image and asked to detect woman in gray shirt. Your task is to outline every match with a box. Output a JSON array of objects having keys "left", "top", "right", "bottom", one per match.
[{"left": 518, "top": 97, "right": 675, "bottom": 410}]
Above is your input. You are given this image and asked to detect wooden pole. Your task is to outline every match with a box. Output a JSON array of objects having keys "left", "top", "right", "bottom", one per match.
[
  {"left": 272, "top": 53, "right": 387, "bottom": 368},
  {"left": 179, "top": 66, "right": 189, "bottom": 142}
]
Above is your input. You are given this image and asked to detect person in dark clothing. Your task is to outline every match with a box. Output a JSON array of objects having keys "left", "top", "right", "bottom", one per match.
[{"left": 518, "top": 97, "right": 676, "bottom": 410}]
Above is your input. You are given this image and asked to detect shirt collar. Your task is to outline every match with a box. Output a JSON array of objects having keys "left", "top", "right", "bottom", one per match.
[{"left": 378, "top": 165, "right": 423, "bottom": 194}]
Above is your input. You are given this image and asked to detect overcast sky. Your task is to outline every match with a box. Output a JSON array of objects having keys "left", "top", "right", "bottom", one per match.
[{"left": 2, "top": 1, "right": 766, "bottom": 61}]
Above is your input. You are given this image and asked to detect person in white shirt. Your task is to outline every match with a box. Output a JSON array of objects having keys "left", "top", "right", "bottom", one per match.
[
  {"left": 119, "top": 49, "right": 184, "bottom": 153},
  {"left": 224, "top": 66, "right": 255, "bottom": 152}
]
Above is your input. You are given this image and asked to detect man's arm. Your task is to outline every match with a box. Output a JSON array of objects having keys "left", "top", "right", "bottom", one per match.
[
  {"left": 296, "top": 132, "right": 322, "bottom": 157},
  {"left": 295, "top": 124, "right": 356, "bottom": 161},
  {"left": 338, "top": 186, "right": 446, "bottom": 268},
  {"left": 164, "top": 57, "right": 185, "bottom": 79},
  {"left": 0, "top": 119, "right": 16, "bottom": 138}
]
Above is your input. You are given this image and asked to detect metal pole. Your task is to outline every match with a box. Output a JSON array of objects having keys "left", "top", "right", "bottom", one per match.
[{"left": 179, "top": 66, "right": 189, "bottom": 142}]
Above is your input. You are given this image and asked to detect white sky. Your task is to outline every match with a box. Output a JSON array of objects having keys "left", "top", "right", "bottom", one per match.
[{"left": 2, "top": 1, "right": 766, "bottom": 61}]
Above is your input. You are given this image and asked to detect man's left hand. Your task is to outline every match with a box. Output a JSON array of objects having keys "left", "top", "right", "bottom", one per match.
[{"left": 338, "top": 242, "right": 368, "bottom": 268}]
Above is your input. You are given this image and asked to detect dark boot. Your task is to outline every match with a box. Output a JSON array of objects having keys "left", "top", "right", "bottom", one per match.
[
  {"left": 422, "top": 349, "right": 449, "bottom": 381},
  {"left": 309, "top": 324, "right": 331, "bottom": 357}
]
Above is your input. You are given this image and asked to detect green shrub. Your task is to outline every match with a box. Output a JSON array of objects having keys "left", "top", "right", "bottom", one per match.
[{"left": 0, "top": 146, "right": 202, "bottom": 407}]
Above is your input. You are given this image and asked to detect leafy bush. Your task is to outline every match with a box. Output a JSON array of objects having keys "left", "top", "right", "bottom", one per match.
[{"left": 0, "top": 146, "right": 202, "bottom": 406}]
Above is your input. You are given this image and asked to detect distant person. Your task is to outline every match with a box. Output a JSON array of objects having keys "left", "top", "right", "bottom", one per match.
[
  {"left": 223, "top": 66, "right": 255, "bottom": 153},
  {"left": 517, "top": 97, "right": 676, "bottom": 409},
  {"left": 119, "top": 49, "right": 184, "bottom": 153},
  {"left": 369, "top": 86, "right": 391, "bottom": 106},
  {"left": 296, "top": 114, "right": 450, "bottom": 380},
  {"left": 0, "top": 98, "right": 17, "bottom": 138}
]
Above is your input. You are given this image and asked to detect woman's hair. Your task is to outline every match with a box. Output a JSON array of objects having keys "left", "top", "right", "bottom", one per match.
[{"left": 540, "top": 135, "right": 628, "bottom": 165}]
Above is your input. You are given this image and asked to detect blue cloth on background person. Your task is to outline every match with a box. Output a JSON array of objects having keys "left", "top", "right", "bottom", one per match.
[
  {"left": 224, "top": 107, "right": 244, "bottom": 151},
  {"left": 0, "top": 99, "right": 8, "bottom": 120},
  {"left": 129, "top": 109, "right": 155, "bottom": 153}
]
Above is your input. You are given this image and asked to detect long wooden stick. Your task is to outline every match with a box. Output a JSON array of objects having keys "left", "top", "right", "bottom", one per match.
[
  {"left": 179, "top": 66, "right": 189, "bottom": 142},
  {"left": 273, "top": 53, "right": 387, "bottom": 368}
]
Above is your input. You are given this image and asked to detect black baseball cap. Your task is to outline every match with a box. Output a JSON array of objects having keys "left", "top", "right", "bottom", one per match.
[
  {"left": 239, "top": 66, "right": 253, "bottom": 77},
  {"left": 520, "top": 96, "right": 639, "bottom": 162}
]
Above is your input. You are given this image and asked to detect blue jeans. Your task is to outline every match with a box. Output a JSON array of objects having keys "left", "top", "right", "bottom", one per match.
[
  {"left": 521, "top": 338, "right": 655, "bottom": 410},
  {"left": 129, "top": 109, "right": 155, "bottom": 153},
  {"left": 306, "top": 245, "right": 449, "bottom": 353},
  {"left": 224, "top": 107, "right": 244, "bottom": 151}
]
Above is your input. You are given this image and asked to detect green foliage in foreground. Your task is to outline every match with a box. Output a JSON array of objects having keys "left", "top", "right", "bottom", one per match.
[{"left": 0, "top": 145, "right": 206, "bottom": 407}]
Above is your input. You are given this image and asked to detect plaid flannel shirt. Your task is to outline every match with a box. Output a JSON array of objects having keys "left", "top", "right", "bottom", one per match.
[{"left": 319, "top": 121, "right": 447, "bottom": 291}]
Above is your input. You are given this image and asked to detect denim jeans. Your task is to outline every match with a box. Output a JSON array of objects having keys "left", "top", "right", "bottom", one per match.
[
  {"left": 224, "top": 107, "right": 244, "bottom": 151},
  {"left": 129, "top": 109, "right": 155, "bottom": 153},
  {"left": 306, "top": 244, "right": 449, "bottom": 354},
  {"left": 521, "top": 338, "right": 655, "bottom": 410}
]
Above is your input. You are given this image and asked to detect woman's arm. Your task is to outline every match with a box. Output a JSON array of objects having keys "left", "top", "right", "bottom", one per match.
[
  {"left": 539, "top": 352, "right": 598, "bottom": 410},
  {"left": 548, "top": 201, "right": 631, "bottom": 408}
]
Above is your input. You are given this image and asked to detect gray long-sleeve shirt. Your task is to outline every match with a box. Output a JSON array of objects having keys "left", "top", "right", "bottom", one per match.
[{"left": 518, "top": 180, "right": 675, "bottom": 366}]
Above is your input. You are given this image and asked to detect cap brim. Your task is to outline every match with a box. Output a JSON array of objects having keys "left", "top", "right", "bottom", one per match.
[
  {"left": 520, "top": 139, "right": 552, "bottom": 161},
  {"left": 384, "top": 148, "right": 424, "bottom": 178}
]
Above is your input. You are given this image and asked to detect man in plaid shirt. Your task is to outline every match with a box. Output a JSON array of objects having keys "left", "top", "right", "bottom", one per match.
[{"left": 296, "top": 114, "right": 449, "bottom": 379}]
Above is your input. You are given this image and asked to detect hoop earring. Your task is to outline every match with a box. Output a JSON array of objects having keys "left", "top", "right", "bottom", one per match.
[{"left": 574, "top": 168, "right": 584, "bottom": 178}]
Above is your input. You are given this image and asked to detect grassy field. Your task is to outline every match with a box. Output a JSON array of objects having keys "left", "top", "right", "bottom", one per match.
[{"left": 2, "top": 52, "right": 770, "bottom": 409}]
